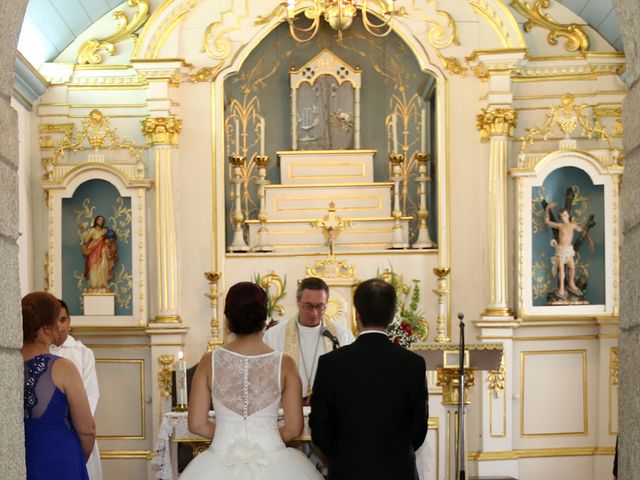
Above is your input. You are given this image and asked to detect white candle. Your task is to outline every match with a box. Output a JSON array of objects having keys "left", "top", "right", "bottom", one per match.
[
  {"left": 391, "top": 114, "right": 398, "bottom": 154},
  {"left": 420, "top": 105, "right": 427, "bottom": 153},
  {"left": 425, "top": 100, "right": 431, "bottom": 153},
  {"left": 235, "top": 119, "right": 240, "bottom": 155},
  {"left": 176, "top": 351, "right": 188, "bottom": 406},
  {"left": 259, "top": 117, "right": 265, "bottom": 156}
]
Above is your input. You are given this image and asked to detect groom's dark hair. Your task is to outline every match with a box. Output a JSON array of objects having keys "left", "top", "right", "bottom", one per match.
[{"left": 353, "top": 279, "right": 396, "bottom": 328}]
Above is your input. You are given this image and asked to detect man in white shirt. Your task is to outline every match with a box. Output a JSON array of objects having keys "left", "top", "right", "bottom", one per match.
[
  {"left": 51, "top": 300, "right": 103, "bottom": 480},
  {"left": 264, "top": 277, "right": 355, "bottom": 401}
]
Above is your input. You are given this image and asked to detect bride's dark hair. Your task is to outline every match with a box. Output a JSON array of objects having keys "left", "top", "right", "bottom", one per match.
[{"left": 224, "top": 282, "right": 268, "bottom": 335}]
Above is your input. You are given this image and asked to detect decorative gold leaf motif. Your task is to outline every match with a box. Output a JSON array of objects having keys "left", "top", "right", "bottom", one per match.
[
  {"left": 509, "top": 0, "right": 589, "bottom": 53},
  {"left": 610, "top": 347, "right": 618, "bottom": 386},
  {"left": 488, "top": 354, "right": 506, "bottom": 397},
  {"left": 108, "top": 197, "right": 132, "bottom": 244},
  {"left": 414, "top": 0, "right": 466, "bottom": 75},
  {"left": 51, "top": 109, "right": 143, "bottom": 166},
  {"left": 158, "top": 355, "right": 175, "bottom": 398},
  {"left": 189, "top": 65, "right": 225, "bottom": 83},
  {"left": 110, "top": 263, "right": 133, "bottom": 309},
  {"left": 77, "top": 0, "right": 150, "bottom": 65},
  {"left": 436, "top": 51, "right": 467, "bottom": 75},
  {"left": 254, "top": 3, "right": 288, "bottom": 26},
  {"left": 519, "top": 94, "right": 614, "bottom": 153}
]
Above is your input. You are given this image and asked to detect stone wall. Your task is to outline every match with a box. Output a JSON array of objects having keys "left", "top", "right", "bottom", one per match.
[
  {"left": 613, "top": 0, "right": 640, "bottom": 478},
  {"left": 0, "top": 1, "right": 28, "bottom": 477}
]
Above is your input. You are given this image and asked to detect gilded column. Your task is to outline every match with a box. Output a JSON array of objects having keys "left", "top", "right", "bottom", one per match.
[
  {"left": 476, "top": 108, "right": 517, "bottom": 318},
  {"left": 142, "top": 116, "right": 183, "bottom": 323}
]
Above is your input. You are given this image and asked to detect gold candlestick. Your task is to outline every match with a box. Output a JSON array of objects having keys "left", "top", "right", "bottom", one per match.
[
  {"left": 433, "top": 267, "right": 451, "bottom": 343},
  {"left": 205, "top": 272, "right": 223, "bottom": 350}
]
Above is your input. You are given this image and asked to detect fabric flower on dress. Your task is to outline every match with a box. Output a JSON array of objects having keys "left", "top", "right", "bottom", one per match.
[{"left": 224, "top": 438, "right": 269, "bottom": 478}]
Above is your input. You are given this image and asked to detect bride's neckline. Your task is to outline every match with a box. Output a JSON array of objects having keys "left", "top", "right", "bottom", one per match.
[{"left": 220, "top": 347, "right": 278, "bottom": 358}]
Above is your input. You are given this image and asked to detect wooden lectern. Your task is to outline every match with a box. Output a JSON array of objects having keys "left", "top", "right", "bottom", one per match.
[{"left": 412, "top": 343, "right": 504, "bottom": 480}]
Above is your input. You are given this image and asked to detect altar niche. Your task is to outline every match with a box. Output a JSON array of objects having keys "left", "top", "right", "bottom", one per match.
[
  {"left": 222, "top": 20, "right": 438, "bottom": 253},
  {"left": 531, "top": 167, "right": 604, "bottom": 307},
  {"left": 513, "top": 151, "right": 619, "bottom": 317},
  {"left": 62, "top": 179, "right": 133, "bottom": 317}
]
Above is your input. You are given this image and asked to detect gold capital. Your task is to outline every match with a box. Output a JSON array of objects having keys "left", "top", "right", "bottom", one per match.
[
  {"left": 476, "top": 108, "right": 517, "bottom": 140},
  {"left": 141, "top": 116, "right": 182, "bottom": 146},
  {"left": 436, "top": 367, "right": 475, "bottom": 405}
]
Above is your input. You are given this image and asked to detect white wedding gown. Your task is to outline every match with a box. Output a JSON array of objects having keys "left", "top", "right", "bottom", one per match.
[{"left": 179, "top": 348, "right": 323, "bottom": 480}]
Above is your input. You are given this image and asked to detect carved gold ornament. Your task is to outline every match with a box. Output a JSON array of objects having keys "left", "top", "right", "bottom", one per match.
[
  {"left": 284, "top": 0, "right": 403, "bottom": 42},
  {"left": 412, "top": 2, "right": 466, "bottom": 75},
  {"left": 49, "top": 109, "right": 143, "bottom": 166},
  {"left": 189, "top": 65, "right": 225, "bottom": 83},
  {"left": 488, "top": 353, "right": 506, "bottom": 397},
  {"left": 476, "top": 108, "right": 517, "bottom": 140},
  {"left": 77, "top": 0, "right": 150, "bottom": 65},
  {"left": 519, "top": 93, "right": 614, "bottom": 153},
  {"left": 141, "top": 116, "right": 183, "bottom": 146},
  {"left": 158, "top": 354, "right": 175, "bottom": 398},
  {"left": 509, "top": 0, "right": 589, "bottom": 53},
  {"left": 306, "top": 256, "right": 357, "bottom": 281}
]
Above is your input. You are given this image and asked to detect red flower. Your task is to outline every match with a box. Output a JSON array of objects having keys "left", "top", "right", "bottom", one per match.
[{"left": 393, "top": 337, "right": 400, "bottom": 345}]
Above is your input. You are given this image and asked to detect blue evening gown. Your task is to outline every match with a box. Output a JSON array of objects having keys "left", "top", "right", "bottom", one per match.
[{"left": 24, "top": 354, "right": 89, "bottom": 480}]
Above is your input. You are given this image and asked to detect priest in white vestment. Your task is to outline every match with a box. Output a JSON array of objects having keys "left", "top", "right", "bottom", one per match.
[
  {"left": 264, "top": 277, "right": 354, "bottom": 400},
  {"left": 51, "top": 300, "right": 103, "bottom": 480}
]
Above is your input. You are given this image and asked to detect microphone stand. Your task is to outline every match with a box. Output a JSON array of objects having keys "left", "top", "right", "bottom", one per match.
[{"left": 457, "top": 313, "right": 466, "bottom": 480}]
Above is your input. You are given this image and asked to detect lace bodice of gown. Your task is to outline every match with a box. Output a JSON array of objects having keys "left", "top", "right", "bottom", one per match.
[{"left": 210, "top": 349, "right": 285, "bottom": 455}]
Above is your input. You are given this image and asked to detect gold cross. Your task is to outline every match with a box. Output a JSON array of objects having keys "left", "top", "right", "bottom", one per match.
[{"left": 309, "top": 202, "right": 352, "bottom": 257}]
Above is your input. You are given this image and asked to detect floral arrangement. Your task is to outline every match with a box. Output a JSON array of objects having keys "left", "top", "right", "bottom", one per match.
[
  {"left": 330, "top": 109, "right": 354, "bottom": 132},
  {"left": 387, "top": 319, "right": 417, "bottom": 347},
  {"left": 377, "top": 269, "right": 427, "bottom": 348}
]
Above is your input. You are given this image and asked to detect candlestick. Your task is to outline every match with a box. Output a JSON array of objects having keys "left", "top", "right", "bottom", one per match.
[
  {"left": 235, "top": 118, "right": 240, "bottom": 155},
  {"left": 420, "top": 105, "right": 427, "bottom": 153},
  {"left": 175, "top": 351, "right": 188, "bottom": 409},
  {"left": 259, "top": 117, "right": 265, "bottom": 156},
  {"left": 425, "top": 100, "right": 431, "bottom": 153}
]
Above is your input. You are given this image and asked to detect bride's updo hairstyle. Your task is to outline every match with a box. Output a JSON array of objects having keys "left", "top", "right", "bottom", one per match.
[
  {"left": 224, "top": 282, "right": 268, "bottom": 335},
  {"left": 22, "top": 291, "right": 61, "bottom": 343}
]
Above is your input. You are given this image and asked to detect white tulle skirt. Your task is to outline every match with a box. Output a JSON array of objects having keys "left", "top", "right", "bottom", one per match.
[{"left": 179, "top": 446, "right": 323, "bottom": 480}]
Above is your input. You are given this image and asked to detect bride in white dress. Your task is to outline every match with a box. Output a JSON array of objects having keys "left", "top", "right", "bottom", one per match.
[{"left": 180, "top": 282, "right": 323, "bottom": 480}]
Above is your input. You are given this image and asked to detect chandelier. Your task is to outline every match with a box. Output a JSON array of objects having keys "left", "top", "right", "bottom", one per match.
[{"left": 286, "top": 0, "right": 397, "bottom": 42}]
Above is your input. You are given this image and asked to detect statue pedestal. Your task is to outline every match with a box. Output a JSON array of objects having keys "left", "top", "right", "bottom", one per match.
[{"left": 82, "top": 292, "right": 115, "bottom": 316}]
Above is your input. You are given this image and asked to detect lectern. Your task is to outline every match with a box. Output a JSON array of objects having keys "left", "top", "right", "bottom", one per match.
[{"left": 413, "top": 343, "right": 503, "bottom": 480}]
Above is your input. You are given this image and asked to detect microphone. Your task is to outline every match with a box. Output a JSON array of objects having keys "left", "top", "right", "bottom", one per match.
[{"left": 320, "top": 327, "right": 340, "bottom": 351}]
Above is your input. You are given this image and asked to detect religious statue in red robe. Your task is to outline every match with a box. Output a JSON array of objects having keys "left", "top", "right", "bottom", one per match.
[{"left": 81, "top": 215, "right": 118, "bottom": 293}]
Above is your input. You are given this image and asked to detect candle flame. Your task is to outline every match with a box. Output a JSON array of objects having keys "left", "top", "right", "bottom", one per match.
[{"left": 178, "top": 350, "right": 184, "bottom": 360}]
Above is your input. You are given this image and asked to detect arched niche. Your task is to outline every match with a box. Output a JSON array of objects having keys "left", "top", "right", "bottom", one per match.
[
  {"left": 43, "top": 163, "right": 151, "bottom": 326},
  {"left": 218, "top": 18, "right": 441, "bottom": 252},
  {"left": 512, "top": 150, "right": 620, "bottom": 317}
]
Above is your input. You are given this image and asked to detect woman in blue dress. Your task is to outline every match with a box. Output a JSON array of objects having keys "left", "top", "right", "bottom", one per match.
[{"left": 22, "top": 292, "right": 96, "bottom": 479}]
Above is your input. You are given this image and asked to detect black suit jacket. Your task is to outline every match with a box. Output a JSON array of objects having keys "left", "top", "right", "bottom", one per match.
[{"left": 310, "top": 332, "right": 429, "bottom": 480}]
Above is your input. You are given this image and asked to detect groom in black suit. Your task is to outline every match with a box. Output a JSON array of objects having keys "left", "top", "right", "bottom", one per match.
[{"left": 310, "top": 278, "right": 429, "bottom": 480}]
